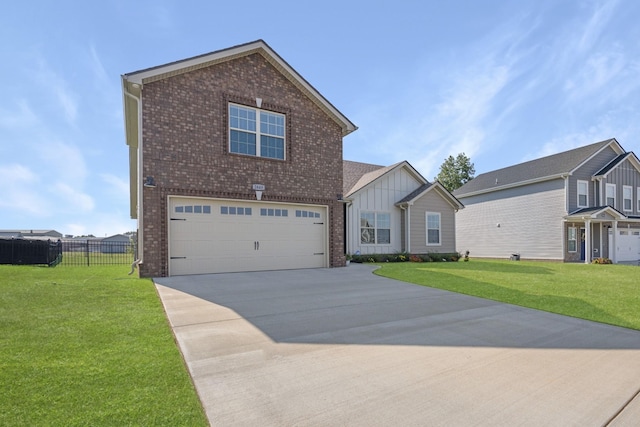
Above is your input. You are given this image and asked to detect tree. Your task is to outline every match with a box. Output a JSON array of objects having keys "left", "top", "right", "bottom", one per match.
[{"left": 435, "top": 153, "right": 475, "bottom": 192}]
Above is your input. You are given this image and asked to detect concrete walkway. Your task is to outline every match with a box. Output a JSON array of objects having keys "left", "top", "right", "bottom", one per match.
[{"left": 154, "top": 264, "right": 640, "bottom": 426}]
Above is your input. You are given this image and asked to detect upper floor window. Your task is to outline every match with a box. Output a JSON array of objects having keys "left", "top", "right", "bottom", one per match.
[
  {"left": 577, "top": 180, "right": 588, "bottom": 208},
  {"left": 229, "top": 104, "right": 285, "bottom": 160},
  {"left": 426, "top": 212, "right": 441, "bottom": 246},
  {"left": 606, "top": 183, "right": 616, "bottom": 208},
  {"left": 360, "top": 212, "right": 391, "bottom": 244},
  {"left": 623, "top": 186, "right": 633, "bottom": 212}
]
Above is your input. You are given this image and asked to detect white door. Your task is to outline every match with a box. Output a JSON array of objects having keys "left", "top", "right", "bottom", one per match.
[
  {"left": 168, "top": 197, "right": 327, "bottom": 275},
  {"left": 610, "top": 229, "right": 640, "bottom": 262}
]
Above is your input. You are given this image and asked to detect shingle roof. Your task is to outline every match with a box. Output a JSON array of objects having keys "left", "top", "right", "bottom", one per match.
[
  {"left": 594, "top": 153, "right": 631, "bottom": 177},
  {"left": 454, "top": 138, "right": 618, "bottom": 197},
  {"left": 343, "top": 160, "right": 398, "bottom": 195}
]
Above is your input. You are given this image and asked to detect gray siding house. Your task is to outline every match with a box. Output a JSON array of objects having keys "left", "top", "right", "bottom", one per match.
[{"left": 454, "top": 138, "right": 640, "bottom": 263}]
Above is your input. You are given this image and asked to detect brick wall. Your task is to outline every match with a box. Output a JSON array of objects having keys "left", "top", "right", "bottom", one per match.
[{"left": 138, "top": 53, "right": 345, "bottom": 277}]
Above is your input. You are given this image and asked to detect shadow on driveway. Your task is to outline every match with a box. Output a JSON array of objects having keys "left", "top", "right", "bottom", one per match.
[{"left": 154, "top": 264, "right": 640, "bottom": 350}]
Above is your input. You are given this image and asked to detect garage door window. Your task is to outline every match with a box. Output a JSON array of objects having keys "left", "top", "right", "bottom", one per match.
[
  {"left": 296, "top": 210, "right": 320, "bottom": 218},
  {"left": 261, "top": 208, "right": 289, "bottom": 217},
  {"left": 175, "top": 205, "right": 211, "bottom": 214},
  {"left": 221, "top": 206, "right": 253, "bottom": 215}
]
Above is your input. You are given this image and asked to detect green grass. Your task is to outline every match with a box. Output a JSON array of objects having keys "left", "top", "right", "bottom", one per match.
[
  {"left": 0, "top": 265, "right": 208, "bottom": 427},
  {"left": 374, "top": 259, "right": 640, "bottom": 330}
]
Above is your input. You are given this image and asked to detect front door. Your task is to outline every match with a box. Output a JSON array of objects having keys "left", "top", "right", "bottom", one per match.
[{"left": 580, "top": 228, "right": 586, "bottom": 261}]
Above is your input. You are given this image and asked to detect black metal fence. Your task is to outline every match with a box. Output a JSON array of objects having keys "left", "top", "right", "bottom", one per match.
[
  {"left": 0, "top": 239, "right": 63, "bottom": 266},
  {"left": 60, "top": 240, "right": 136, "bottom": 266}
]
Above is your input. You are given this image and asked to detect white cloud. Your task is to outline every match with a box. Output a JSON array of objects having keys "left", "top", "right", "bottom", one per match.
[
  {"left": 54, "top": 182, "right": 95, "bottom": 213},
  {"left": 0, "top": 164, "right": 50, "bottom": 216},
  {"left": 100, "top": 173, "right": 129, "bottom": 199},
  {"left": 38, "top": 141, "right": 88, "bottom": 183},
  {"left": 33, "top": 56, "right": 79, "bottom": 124},
  {"left": 576, "top": 0, "right": 619, "bottom": 54}
]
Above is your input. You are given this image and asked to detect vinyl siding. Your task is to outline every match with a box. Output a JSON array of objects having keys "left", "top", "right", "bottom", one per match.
[
  {"left": 456, "top": 179, "right": 566, "bottom": 260},
  {"left": 346, "top": 168, "right": 421, "bottom": 255},
  {"left": 409, "top": 189, "right": 457, "bottom": 253}
]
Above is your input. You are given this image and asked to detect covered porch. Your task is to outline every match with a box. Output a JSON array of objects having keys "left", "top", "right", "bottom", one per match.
[{"left": 564, "top": 207, "right": 640, "bottom": 264}]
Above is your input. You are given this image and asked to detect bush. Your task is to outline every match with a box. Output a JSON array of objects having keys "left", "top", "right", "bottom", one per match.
[
  {"left": 350, "top": 252, "right": 461, "bottom": 264},
  {"left": 592, "top": 257, "right": 613, "bottom": 264}
]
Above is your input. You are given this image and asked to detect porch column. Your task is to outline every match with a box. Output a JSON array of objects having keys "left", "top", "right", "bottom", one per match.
[
  {"left": 612, "top": 221, "right": 618, "bottom": 263},
  {"left": 584, "top": 220, "right": 592, "bottom": 264}
]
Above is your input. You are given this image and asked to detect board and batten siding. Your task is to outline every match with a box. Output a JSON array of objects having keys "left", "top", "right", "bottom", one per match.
[
  {"left": 599, "top": 158, "right": 640, "bottom": 215},
  {"left": 456, "top": 178, "right": 566, "bottom": 260},
  {"left": 346, "top": 168, "right": 422, "bottom": 255},
  {"left": 567, "top": 145, "right": 619, "bottom": 212},
  {"left": 409, "top": 189, "right": 457, "bottom": 253}
]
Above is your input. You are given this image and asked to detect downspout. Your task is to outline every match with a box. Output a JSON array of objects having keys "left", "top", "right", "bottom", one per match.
[
  {"left": 124, "top": 88, "right": 144, "bottom": 267},
  {"left": 338, "top": 198, "right": 352, "bottom": 255},
  {"left": 398, "top": 202, "right": 412, "bottom": 253}
]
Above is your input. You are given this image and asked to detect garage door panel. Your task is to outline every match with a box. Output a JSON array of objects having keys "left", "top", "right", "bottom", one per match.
[{"left": 169, "top": 198, "right": 327, "bottom": 275}]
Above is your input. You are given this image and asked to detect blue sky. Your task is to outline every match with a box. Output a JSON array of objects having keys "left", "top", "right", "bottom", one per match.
[{"left": 2, "top": 0, "right": 640, "bottom": 236}]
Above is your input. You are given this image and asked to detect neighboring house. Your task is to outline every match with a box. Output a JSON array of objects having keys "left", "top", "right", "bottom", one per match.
[
  {"left": 100, "top": 234, "right": 131, "bottom": 254},
  {"left": 343, "top": 160, "right": 463, "bottom": 256},
  {"left": 454, "top": 138, "right": 640, "bottom": 263},
  {"left": 0, "top": 230, "right": 62, "bottom": 240},
  {"left": 122, "top": 40, "right": 356, "bottom": 277}
]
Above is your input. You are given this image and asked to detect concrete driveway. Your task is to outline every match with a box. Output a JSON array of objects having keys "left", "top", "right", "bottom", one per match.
[{"left": 154, "top": 264, "right": 640, "bottom": 426}]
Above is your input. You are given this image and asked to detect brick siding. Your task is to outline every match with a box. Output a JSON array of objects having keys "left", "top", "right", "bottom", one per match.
[{"left": 138, "top": 53, "right": 345, "bottom": 276}]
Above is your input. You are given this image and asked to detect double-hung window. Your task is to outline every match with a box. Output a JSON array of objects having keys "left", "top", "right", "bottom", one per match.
[
  {"left": 426, "top": 212, "right": 441, "bottom": 246},
  {"left": 568, "top": 227, "right": 577, "bottom": 252},
  {"left": 623, "top": 186, "right": 633, "bottom": 212},
  {"left": 577, "top": 180, "right": 588, "bottom": 208},
  {"left": 360, "top": 212, "right": 391, "bottom": 244},
  {"left": 229, "top": 104, "right": 285, "bottom": 160},
  {"left": 606, "top": 183, "right": 616, "bottom": 208}
]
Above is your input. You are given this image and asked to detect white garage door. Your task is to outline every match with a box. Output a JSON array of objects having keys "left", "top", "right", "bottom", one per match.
[
  {"left": 168, "top": 197, "right": 327, "bottom": 275},
  {"left": 610, "top": 229, "right": 640, "bottom": 262}
]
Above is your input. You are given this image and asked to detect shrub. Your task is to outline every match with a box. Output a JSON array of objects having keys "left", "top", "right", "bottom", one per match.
[{"left": 592, "top": 257, "right": 612, "bottom": 264}]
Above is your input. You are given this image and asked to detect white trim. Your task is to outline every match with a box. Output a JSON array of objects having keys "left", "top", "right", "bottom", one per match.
[
  {"left": 606, "top": 183, "right": 616, "bottom": 208},
  {"left": 425, "top": 212, "right": 441, "bottom": 246},
  {"left": 228, "top": 103, "right": 286, "bottom": 160},
  {"left": 577, "top": 180, "right": 589, "bottom": 208},
  {"left": 623, "top": 185, "right": 633, "bottom": 212},
  {"left": 637, "top": 187, "right": 640, "bottom": 212}
]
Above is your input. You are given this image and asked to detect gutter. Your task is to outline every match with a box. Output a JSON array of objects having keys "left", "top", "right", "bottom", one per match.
[{"left": 123, "top": 85, "right": 144, "bottom": 267}]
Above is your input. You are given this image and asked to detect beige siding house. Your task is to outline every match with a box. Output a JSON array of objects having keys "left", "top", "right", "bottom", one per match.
[{"left": 343, "top": 160, "right": 463, "bottom": 256}]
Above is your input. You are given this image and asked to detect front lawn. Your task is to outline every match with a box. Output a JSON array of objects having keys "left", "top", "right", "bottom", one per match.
[
  {"left": 374, "top": 259, "right": 640, "bottom": 330},
  {"left": 0, "top": 265, "right": 208, "bottom": 426}
]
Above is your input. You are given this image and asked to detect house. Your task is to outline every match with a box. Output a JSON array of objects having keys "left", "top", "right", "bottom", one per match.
[
  {"left": 122, "top": 40, "right": 356, "bottom": 277},
  {"left": 343, "top": 160, "right": 463, "bottom": 256},
  {"left": 100, "top": 234, "right": 131, "bottom": 254},
  {"left": 454, "top": 138, "right": 640, "bottom": 263},
  {"left": 0, "top": 230, "right": 62, "bottom": 240}
]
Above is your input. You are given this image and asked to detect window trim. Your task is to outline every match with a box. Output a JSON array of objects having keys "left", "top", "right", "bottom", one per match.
[
  {"left": 637, "top": 187, "right": 640, "bottom": 212},
  {"left": 228, "top": 103, "right": 286, "bottom": 160},
  {"left": 577, "top": 180, "right": 589, "bottom": 208},
  {"left": 426, "top": 212, "right": 441, "bottom": 246},
  {"left": 360, "top": 211, "right": 391, "bottom": 245},
  {"left": 568, "top": 226, "right": 577, "bottom": 253},
  {"left": 623, "top": 185, "right": 633, "bottom": 212},
  {"left": 606, "top": 183, "right": 616, "bottom": 208}
]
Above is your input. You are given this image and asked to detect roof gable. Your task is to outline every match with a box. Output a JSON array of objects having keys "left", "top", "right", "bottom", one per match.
[
  {"left": 593, "top": 152, "right": 640, "bottom": 177},
  {"left": 454, "top": 138, "right": 623, "bottom": 198},
  {"left": 122, "top": 40, "right": 356, "bottom": 137},
  {"left": 343, "top": 160, "right": 427, "bottom": 197},
  {"left": 396, "top": 182, "right": 464, "bottom": 210}
]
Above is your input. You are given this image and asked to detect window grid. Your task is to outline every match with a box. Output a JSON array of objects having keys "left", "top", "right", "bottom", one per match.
[
  {"left": 568, "top": 227, "right": 577, "bottom": 252},
  {"left": 360, "top": 212, "right": 390, "bottom": 245},
  {"left": 426, "top": 212, "right": 441, "bottom": 246},
  {"left": 229, "top": 104, "right": 285, "bottom": 160},
  {"left": 623, "top": 186, "right": 632, "bottom": 212},
  {"left": 606, "top": 184, "right": 616, "bottom": 208},
  {"left": 175, "top": 205, "right": 212, "bottom": 214},
  {"left": 577, "top": 180, "right": 588, "bottom": 208}
]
